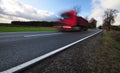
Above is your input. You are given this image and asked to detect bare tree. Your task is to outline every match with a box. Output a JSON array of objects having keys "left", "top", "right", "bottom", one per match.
[
  {"left": 73, "top": 5, "right": 81, "bottom": 15},
  {"left": 103, "top": 9, "right": 118, "bottom": 31},
  {"left": 89, "top": 18, "right": 97, "bottom": 28}
]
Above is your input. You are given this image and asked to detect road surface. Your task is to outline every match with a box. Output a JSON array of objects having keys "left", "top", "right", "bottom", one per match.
[{"left": 0, "top": 29, "right": 101, "bottom": 72}]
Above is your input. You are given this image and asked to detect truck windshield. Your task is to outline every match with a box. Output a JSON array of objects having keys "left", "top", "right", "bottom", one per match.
[{"left": 61, "top": 14, "right": 71, "bottom": 19}]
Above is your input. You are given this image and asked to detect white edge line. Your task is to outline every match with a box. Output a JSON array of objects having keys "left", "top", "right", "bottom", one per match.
[{"left": 1, "top": 30, "right": 102, "bottom": 73}]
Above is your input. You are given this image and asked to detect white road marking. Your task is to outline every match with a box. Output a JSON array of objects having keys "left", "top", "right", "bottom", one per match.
[
  {"left": 1, "top": 30, "right": 102, "bottom": 73},
  {"left": 23, "top": 33, "right": 62, "bottom": 37}
]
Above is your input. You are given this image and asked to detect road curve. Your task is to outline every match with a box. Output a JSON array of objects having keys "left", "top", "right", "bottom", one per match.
[{"left": 0, "top": 29, "right": 102, "bottom": 73}]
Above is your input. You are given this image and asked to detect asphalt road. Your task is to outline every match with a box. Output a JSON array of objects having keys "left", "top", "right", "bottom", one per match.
[{"left": 0, "top": 29, "right": 101, "bottom": 72}]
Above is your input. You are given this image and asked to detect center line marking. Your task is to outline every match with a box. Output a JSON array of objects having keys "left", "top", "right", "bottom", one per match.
[{"left": 24, "top": 33, "right": 62, "bottom": 37}]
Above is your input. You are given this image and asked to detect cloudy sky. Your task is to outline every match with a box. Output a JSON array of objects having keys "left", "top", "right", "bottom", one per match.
[{"left": 0, "top": 0, "right": 120, "bottom": 26}]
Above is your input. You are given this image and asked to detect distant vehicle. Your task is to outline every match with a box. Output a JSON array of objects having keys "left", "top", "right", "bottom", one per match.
[{"left": 56, "top": 10, "right": 90, "bottom": 31}]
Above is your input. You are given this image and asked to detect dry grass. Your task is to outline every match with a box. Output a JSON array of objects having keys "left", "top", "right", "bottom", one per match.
[{"left": 92, "top": 30, "right": 120, "bottom": 73}]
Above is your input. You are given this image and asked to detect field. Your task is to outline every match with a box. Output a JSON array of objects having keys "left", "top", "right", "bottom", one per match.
[{"left": 0, "top": 26, "right": 57, "bottom": 32}]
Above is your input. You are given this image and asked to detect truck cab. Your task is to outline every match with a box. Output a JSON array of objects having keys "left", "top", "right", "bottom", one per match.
[{"left": 58, "top": 10, "right": 77, "bottom": 31}]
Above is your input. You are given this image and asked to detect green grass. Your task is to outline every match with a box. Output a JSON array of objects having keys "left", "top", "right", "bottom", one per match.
[
  {"left": 0, "top": 26, "right": 57, "bottom": 32},
  {"left": 93, "top": 31, "right": 120, "bottom": 73}
]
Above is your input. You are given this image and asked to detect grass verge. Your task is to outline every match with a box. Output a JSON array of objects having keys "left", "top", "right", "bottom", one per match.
[
  {"left": 92, "top": 30, "right": 120, "bottom": 73},
  {"left": 0, "top": 26, "right": 57, "bottom": 32}
]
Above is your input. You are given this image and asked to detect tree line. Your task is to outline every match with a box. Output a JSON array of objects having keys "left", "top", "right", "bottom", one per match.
[{"left": 11, "top": 21, "right": 57, "bottom": 27}]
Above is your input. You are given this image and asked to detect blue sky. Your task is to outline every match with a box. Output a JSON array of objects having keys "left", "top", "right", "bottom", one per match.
[
  {"left": 0, "top": 0, "right": 120, "bottom": 26},
  {"left": 21, "top": 0, "right": 92, "bottom": 17}
]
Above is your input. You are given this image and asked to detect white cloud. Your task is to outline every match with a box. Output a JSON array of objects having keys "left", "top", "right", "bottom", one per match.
[
  {"left": 0, "top": 0, "right": 57, "bottom": 23},
  {"left": 90, "top": 0, "right": 120, "bottom": 27},
  {"left": 100, "top": 0, "right": 120, "bottom": 10}
]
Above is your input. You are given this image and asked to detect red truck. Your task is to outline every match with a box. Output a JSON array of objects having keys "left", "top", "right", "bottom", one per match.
[{"left": 56, "top": 10, "right": 90, "bottom": 31}]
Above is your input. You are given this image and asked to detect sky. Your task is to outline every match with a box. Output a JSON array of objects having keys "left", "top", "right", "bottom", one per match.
[{"left": 0, "top": 0, "right": 120, "bottom": 26}]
